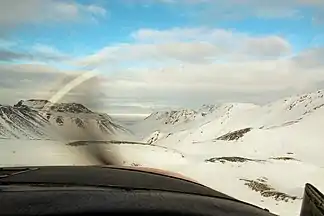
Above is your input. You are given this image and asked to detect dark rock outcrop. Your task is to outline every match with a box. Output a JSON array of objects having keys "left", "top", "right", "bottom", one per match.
[{"left": 215, "top": 128, "right": 252, "bottom": 141}]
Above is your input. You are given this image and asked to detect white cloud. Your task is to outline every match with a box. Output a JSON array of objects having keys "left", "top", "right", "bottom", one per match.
[
  {"left": 76, "top": 28, "right": 291, "bottom": 68},
  {"left": 1, "top": 45, "right": 324, "bottom": 114},
  {"left": 0, "top": 63, "right": 65, "bottom": 105},
  {"left": 0, "top": 63, "right": 102, "bottom": 108},
  {"left": 0, "top": 43, "right": 70, "bottom": 62},
  {"left": 69, "top": 27, "right": 317, "bottom": 112},
  {"left": 85, "top": 5, "right": 107, "bottom": 16},
  {"left": 73, "top": 25, "right": 323, "bottom": 112},
  {"left": 100, "top": 50, "right": 324, "bottom": 108},
  {"left": 131, "top": 27, "right": 223, "bottom": 42},
  {"left": 103, "top": 59, "right": 319, "bottom": 93},
  {"left": 0, "top": 63, "right": 60, "bottom": 74},
  {"left": 292, "top": 47, "right": 324, "bottom": 68},
  {"left": 134, "top": 28, "right": 292, "bottom": 57},
  {"left": 31, "top": 43, "right": 70, "bottom": 61},
  {"left": 0, "top": 0, "right": 106, "bottom": 27},
  {"left": 1, "top": 26, "right": 323, "bottom": 114},
  {"left": 75, "top": 42, "right": 221, "bottom": 67},
  {"left": 242, "top": 36, "right": 291, "bottom": 57},
  {"left": 32, "top": 44, "right": 63, "bottom": 56}
]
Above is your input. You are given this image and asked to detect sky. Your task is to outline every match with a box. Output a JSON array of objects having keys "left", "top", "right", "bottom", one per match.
[{"left": 1, "top": 0, "right": 324, "bottom": 115}]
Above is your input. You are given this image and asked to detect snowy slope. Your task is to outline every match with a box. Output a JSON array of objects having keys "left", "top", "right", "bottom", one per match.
[
  {"left": 0, "top": 99, "right": 132, "bottom": 141},
  {"left": 0, "top": 104, "right": 53, "bottom": 139},
  {"left": 135, "top": 103, "right": 258, "bottom": 144},
  {"left": 127, "top": 89, "right": 324, "bottom": 216},
  {"left": 137, "top": 90, "right": 324, "bottom": 146},
  {"left": 133, "top": 103, "right": 258, "bottom": 141}
]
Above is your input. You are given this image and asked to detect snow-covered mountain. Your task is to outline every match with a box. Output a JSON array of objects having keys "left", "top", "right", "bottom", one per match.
[
  {"left": 145, "top": 109, "right": 198, "bottom": 124},
  {"left": 20, "top": 99, "right": 93, "bottom": 113},
  {"left": 0, "top": 104, "right": 51, "bottom": 139},
  {"left": 0, "top": 99, "right": 131, "bottom": 141},
  {"left": 137, "top": 90, "right": 324, "bottom": 145},
  {"left": 134, "top": 102, "right": 258, "bottom": 142},
  {"left": 126, "top": 89, "right": 324, "bottom": 216}
]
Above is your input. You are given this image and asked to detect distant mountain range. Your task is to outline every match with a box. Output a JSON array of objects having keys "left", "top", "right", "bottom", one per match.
[{"left": 138, "top": 89, "right": 324, "bottom": 142}]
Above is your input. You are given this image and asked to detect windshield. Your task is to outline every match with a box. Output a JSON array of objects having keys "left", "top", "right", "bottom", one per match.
[{"left": 1, "top": 1, "right": 324, "bottom": 216}]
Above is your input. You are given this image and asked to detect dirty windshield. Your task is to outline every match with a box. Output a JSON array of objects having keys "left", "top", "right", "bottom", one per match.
[{"left": 1, "top": 1, "right": 324, "bottom": 216}]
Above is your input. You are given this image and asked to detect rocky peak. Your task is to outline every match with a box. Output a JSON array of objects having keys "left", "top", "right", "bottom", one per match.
[
  {"left": 146, "top": 109, "right": 198, "bottom": 125},
  {"left": 50, "top": 102, "right": 93, "bottom": 113},
  {"left": 17, "top": 99, "right": 93, "bottom": 114}
]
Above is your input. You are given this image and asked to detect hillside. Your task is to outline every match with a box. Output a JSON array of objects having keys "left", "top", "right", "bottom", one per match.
[
  {"left": 126, "top": 89, "right": 324, "bottom": 216},
  {"left": 0, "top": 99, "right": 131, "bottom": 141},
  {"left": 138, "top": 90, "right": 324, "bottom": 147}
]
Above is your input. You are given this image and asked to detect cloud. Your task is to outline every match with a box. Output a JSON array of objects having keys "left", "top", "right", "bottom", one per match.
[
  {"left": 75, "top": 42, "right": 221, "bottom": 67},
  {"left": 1, "top": 45, "right": 324, "bottom": 114},
  {"left": 0, "top": 49, "right": 32, "bottom": 62},
  {"left": 0, "top": 60, "right": 122, "bottom": 115},
  {"left": 0, "top": 26, "right": 322, "bottom": 114},
  {"left": 79, "top": 44, "right": 324, "bottom": 112},
  {"left": 31, "top": 44, "right": 70, "bottom": 61},
  {"left": 0, "top": 63, "right": 62, "bottom": 74},
  {"left": 0, "top": 63, "right": 102, "bottom": 108},
  {"left": 70, "top": 27, "right": 317, "bottom": 113},
  {"left": 0, "top": 43, "right": 70, "bottom": 62},
  {"left": 131, "top": 27, "right": 237, "bottom": 42},
  {"left": 242, "top": 36, "right": 292, "bottom": 57},
  {"left": 85, "top": 5, "right": 107, "bottom": 16},
  {"left": 292, "top": 46, "right": 324, "bottom": 68},
  {"left": 0, "top": 0, "right": 106, "bottom": 28},
  {"left": 0, "top": 63, "right": 63, "bottom": 105},
  {"left": 76, "top": 28, "right": 291, "bottom": 68},
  {"left": 133, "top": 28, "right": 292, "bottom": 57}
]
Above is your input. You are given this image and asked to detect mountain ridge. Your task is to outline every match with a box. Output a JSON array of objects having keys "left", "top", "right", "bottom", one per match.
[
  {"left": 137, "top": 89, "right": 324, "bottom": 149},
  {"left": 0, "top": 99, "right": 130, "bottom": 140}
]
